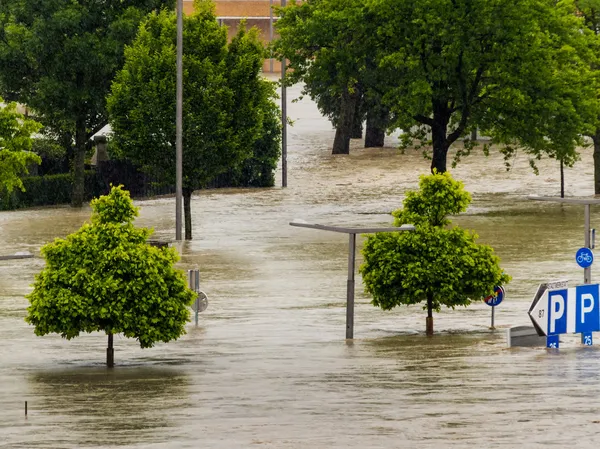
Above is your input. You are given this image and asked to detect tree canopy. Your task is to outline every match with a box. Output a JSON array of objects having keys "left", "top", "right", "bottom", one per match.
[
  {"left": 108, "top": 6, "right": 280, "bottom": 239},
  {"left": 360, "top": 172, "right": 510, "bottom": 334},
  {"left": 275, "top": 0, "right": 599, "bottom": 172},
  {"left": 274, "top": 0, "right": 390, "bottom": 154},
  {"left": 574, "top": 0, "right": 600, "bottom": 194},
  {"left": 0, "top": 0, "right": 172, "bottom": 206},
  {"left": 373, "top": 0, "right": 598, "bottom": 173},
  {"left": 0, "top": 99, "right": 41, "bottom": 193},
  {"left": 26, "top": 185, "right": 196, "bottom": 366}
]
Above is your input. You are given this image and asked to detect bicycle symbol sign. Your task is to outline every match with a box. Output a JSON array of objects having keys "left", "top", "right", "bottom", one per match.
[{"left": 576, "top": 247, "right": 594, "bottom": 269}]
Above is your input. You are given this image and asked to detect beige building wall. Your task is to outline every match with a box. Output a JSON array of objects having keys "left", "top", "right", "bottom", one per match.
[{"left": 183, "top": 0, "right": 283, "bottom": 73}]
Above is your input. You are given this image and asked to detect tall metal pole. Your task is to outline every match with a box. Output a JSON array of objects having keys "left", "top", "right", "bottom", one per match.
[
  {"left": 585, "top": 204, "right": 591, "bottom": 284},
  {"left": 175, "top": 0, "right": 184, "bottom": 240},
  {"left": 269, "top": 0, "right": 274, "bottom": 73},
  {"left": 281, "top": 0, "right": 287, "bottom": 188},
  {"left": 346, "top": 233, "right": 356, "bottom": 339}
]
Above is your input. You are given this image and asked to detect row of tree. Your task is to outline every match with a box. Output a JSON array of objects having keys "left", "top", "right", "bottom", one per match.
[
  {"left": 274, "top": 0, "right": 600, "bottom": 188},
  {"left": 0, "top": 1, "right": 281, "bottom": 239}
]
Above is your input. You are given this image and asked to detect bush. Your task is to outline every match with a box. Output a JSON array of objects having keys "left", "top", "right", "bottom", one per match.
[{"left": 0, "top": 171, "right": 106, "bottom": 210}]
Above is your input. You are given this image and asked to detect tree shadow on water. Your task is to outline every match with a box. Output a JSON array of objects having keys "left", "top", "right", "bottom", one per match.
[{"left": 28, "top": 367, "right": 190, "bottom": 447}]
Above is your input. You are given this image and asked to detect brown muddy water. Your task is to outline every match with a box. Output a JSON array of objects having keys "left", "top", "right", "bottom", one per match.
[{"left": 2, "top": 83, "right": 600, "bottom": 448}]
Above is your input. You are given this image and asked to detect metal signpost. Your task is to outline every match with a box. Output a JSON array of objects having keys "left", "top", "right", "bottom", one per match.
[
  {"left": 188, "top": 269, "right": 208, "bottom": 326},
  {"left": 290, "top": 220, "right": 415, "bottom": 339},
  {"left": 528, "top": 196, "right": 600, "bottom": 347},
  {"left": 483, "top": 285, "right": 505, "bottom": 329},
  {"left": 529, "top": 281, "right": 600, "bottom": 348}
]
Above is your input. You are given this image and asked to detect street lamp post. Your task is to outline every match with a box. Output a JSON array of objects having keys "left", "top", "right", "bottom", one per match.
[
  {"left": 175, "top": 0, "right": 183, "bottom": 240},
  {"left": 281, "top": 0, "right": 287, "bottom": 188},
  {"left": 289, "top": 221, "right": 415, "bottom": 339}
]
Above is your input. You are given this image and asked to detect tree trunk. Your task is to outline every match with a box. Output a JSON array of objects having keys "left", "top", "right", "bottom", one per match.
[
  {"left": 426, "top": 294, "right": 434, "bottom": 336},
  {"left": 107, "top": 333, "right": 114, "bottom": 368},
  {"left": 332, "top": 88, "right": 358, "bottom": 155},
  {"left": 351, "top": 94, "right": 363, "bottom": 139},
  {"left": 430, "top": 111, "right": 450, "bottom": 174},
  {"left": 71, "top": 117, "right": 87, "bottom": 207},
  {"left": 184, "top": 188, "right": 193, "bottom": 240},
  {"left": 365, "top": 108, "right": 386, "bottom": 147},
  {"left": 593, "top": 130, "right": 600, "bottom": 196}
]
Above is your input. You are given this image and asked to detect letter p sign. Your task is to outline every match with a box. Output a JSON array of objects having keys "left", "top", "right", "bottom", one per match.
[
  {"left": 576, "top": 284, "right": 600, "bottom": 334},
  {"left": 548, "top": 290, "right": 567, "bottom": 336}
]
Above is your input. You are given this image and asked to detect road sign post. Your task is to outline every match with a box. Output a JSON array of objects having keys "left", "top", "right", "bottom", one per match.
[
  {"left": 529, "top": 196, "right": 600, "bottom": 347},
  {"left": 483, "top": 285, "right": 505, "bottom": 329},
  {"left": 527, "top": 281, "right": 600, "bottom": 348}
]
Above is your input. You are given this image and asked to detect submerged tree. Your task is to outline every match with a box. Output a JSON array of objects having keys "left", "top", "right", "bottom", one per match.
[
  {"left": 373, "top": 0, "right": 598, "bottom": 173},
  {"left": 26, "top": 186, "right": 196, "bottom": 367},
  {"left": 274, "top": 0, "right": 389, "bottom": 154},
  {"left": 0, "top": 0, "right": 172, "bottom": 207},
  {"left": 108, "top": 5, "right": 280, "bottom": 239},
  {"left": 360, "top": 172, "right": 510, "bottom": 335},
  {"left": 0, "top": 99, "right": 41, "bottom": 193}
]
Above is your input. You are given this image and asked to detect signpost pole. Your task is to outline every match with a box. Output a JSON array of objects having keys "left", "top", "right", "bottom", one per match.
[
  {"left": 583, "top": 204, "right": 593, "bottom": 345},
  {"left": 346, "top": 233, "right": 356, "bottom": 339},
  {"left": 491, "top": 306, "right": 495, "bottom": 330},
  {"left": 585, "top": 204, "right": 591, "bottom": 284}
]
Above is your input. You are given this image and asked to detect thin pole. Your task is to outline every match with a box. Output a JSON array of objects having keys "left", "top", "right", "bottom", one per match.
[
  {"left": 560, "top": 160, "right": 565, "bottom": 198},
  {"left": 491, "top": 306, "right": 495, "bottom": 329},
  {"left": 346, "top": 233, "right": 356, "bottom": 339},
  {"left": 585, "top": 204, "right": 591, "bottom": 284},
  {"left": 175, "top": 0, "right": 183, "bottom": 241},
  {"left": 269, "top": 0, "right": 274, "bottom": 73},
  {"left": 281, "top": 0, "right": 287, "bottom": 188}
]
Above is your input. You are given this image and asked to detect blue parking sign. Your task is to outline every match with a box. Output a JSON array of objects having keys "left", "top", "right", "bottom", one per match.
[
  {"left": 547, "top": 289, "right": 568, "bottom": 336},
  {"left": 575, "top": 284, "right": 600, "bottom": 334}
]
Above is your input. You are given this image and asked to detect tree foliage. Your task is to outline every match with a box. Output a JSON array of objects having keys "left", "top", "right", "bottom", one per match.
[
  {"left": 274, "top": 0, "right": 391, "bottom": 154},
  {"left": 0, "top": 0, "right": 172, "bottom": 206},
  {"left": 360, "top": 172, "right": 510, "bottom": 334},
  {"left": 0, "top": 99, "right": 41, "bottom": 193},
  {"left": 373, "top": 0, "right": 598, "bottom": 173},
  {"left": 574, "top": 0, "right": 600, "bottom": 194},
  {"left": 108, "top": 6, "right": 280, "bottom": 239},
  {"left": 26, "top": 186, "right": 196, "bottom": 359}
]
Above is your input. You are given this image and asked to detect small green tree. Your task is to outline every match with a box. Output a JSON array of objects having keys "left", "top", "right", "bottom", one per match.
[
  {"left": 0, "top": 99, "right": 41, "bottom": 193},
  {"left": 360, "top": 172, "right": 510, "bottom": 335},
  {"left": 25, "top": 185, "right": 196, "bottom": 367}
]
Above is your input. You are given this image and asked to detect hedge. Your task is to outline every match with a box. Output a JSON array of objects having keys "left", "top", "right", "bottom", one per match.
[{"left": 0, "top": 171, "right": 106, "bottom": 211}]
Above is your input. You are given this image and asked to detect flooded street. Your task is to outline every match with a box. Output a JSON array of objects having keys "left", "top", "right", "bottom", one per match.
[{"left": 3, "top": 82, "right": 600, "bottom": 448}]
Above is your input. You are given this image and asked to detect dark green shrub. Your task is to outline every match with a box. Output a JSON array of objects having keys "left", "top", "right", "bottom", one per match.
[{"left": 0, "top": 171, "right": 106, "bottom": 210}]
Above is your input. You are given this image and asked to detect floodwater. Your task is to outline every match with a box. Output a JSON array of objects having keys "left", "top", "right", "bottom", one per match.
[{"left": 2, "top": 83, "right": 600, "bottom": 448}]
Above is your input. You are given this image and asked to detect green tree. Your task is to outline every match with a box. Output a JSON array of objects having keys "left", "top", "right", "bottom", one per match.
[
  {"left": 274, "top": 0, "right": 390, "bottom": 154},
  {"left": 0, "top": 99, "right": 41, "bottom": 193},
  {"left": 574, "top": 0, "right": 600, "bottom": 194},
  {"left": 372, "top": 0, "right": 598, "bottom": 173},
  {"left": 108, "top": 6, "right": 280, "bottom": 239},
  {"left": 360, "top": 172, "right": 510, "bottom": 335},
  {"left": 25, "top": 185, "right": 196, "bottom": 367},
  {"left": 0, "top": 0, "right": 172, "bottom": 207}
]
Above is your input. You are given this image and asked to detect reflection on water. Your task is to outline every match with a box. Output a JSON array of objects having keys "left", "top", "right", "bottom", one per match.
[
  {"left": 25, "top": 368, "right": 189, "bottom": 447},
  {"left": 2, "top": 82, "right": 600, "bottom": 447}
]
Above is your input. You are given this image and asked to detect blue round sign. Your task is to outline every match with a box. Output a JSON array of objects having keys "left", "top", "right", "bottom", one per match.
[
  {"left": 576, "top": 247, "right": 594, "bottom": 269},
  {"left": 484, "top": 286, "right": 505, "bottom": 307}
]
